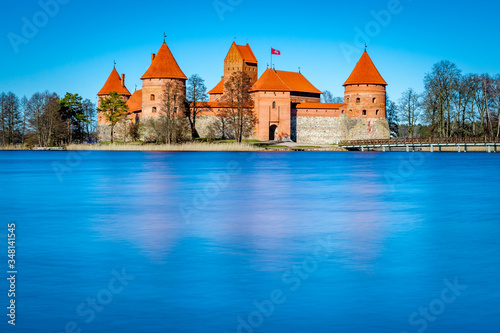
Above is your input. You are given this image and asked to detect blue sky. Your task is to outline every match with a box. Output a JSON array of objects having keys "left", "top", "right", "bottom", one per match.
[{"left": 1, "top": 0, "right": 499, "bottom": 105}]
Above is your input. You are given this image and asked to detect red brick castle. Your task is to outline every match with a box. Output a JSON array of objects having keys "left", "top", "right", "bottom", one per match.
[{"left": 97, "top": 41, "right": 390, "bottom": 143}]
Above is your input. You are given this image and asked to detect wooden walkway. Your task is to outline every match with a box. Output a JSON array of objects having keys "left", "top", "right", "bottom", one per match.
[{"left": 339, "top": 137, "right": 500, "bottom": 152}]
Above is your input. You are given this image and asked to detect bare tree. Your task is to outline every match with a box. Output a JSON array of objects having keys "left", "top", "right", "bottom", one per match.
[
  {"left": 0, "top": 93, "right": 5, "bottom": 145},
  {"left": 20, "top": 96, "right": 28, "bottom": 144},
  {"left": 423, "top": 60, "right": 461, "bottom": 137},
  {"left": 386, "top": 95, "right": 399, "bottom": 136},
  {"left": 452, "top": 74, "right": 476, "bottom": 137},
  {"left": 398, "top": 88, "right": 421, "bottom": 138},
  {"left": 82, "top": 99, "right": 96, "bottom": 142},
  {"left": 160, "top": 80, "right": 187, "bottom": 144},
  {"left": 186, "top": 74, "right": 208, "bottom": 140},
  {"left": 322, "top": 91, "right": 343, "bottom": 103},
  {"left": 222, "top": 71, "right": 256, "bottom": 143},
  {"left": 493, "top": 75, "right": 500, "bottom": 137},
  {"left": 26, "top": 91, "right": 64, "bottom": 147},
  {"left": 0, "top": 92, "right": 23, "bottom": 145}
]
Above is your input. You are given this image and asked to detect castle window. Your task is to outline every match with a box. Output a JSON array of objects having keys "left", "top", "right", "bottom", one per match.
[
  {"left": 349, "top": 109, "right": 352, "bottom": 113},
  {"left": 356, "top": 98, "right": 361, "bottom": 104},
  {"left": 363, "top": 110, "right": 367, "bottom": 116},
  {"left": 150, "top": 94, "right": 155, "bottom": 101},
  {"left": 272, "top": 101, "right": 276, "bottom": 109},
  {"left": 152, "top": 107, "right": 157, "bottom": 113},
  {"left": 347, "top": 98, "right": 350, "bottom": 102},
  {"left": 376, "top": 110, "right": 379, "bottom": 115},
  {"left": 372, "top": 98, "right": 376, "bottom": 103}
]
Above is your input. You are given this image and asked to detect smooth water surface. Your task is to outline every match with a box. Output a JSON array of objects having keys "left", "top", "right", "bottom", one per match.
[{"left": 1, "top": 151, "right": 499, "bottom": 332}]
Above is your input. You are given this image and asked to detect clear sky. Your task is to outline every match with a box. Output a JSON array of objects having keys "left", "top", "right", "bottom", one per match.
[{"left": 1, "top": 0, "right": 499, "bottom": 105}]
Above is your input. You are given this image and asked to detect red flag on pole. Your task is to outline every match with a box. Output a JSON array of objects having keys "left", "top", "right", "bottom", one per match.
[{"left": 271, "top": 48, "right": 281, "bottom": 55}]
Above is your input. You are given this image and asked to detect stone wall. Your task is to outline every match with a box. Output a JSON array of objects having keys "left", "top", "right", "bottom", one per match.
[
  {"left": 196, "top": 116, "right": 254, "bottom": 141},
  {"left": 293, "top": 115, "right": 390, "bottom": 144},
  {"left": 97, "top": 121, "right": 132, "bottom": 142}
]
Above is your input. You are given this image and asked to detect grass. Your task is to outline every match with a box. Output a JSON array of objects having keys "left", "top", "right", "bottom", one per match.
[
  {"left": 261, "top": 145, "right": 289, "bottom": 149},
  {"left": 296, "top": 146, "right": 323, "bottom": 149},
  {"left": 66, "top": 142, "right": 262, "bottom": 152},
  {"left": 0, "top": 145, "right": 29, "bottom": 150}
]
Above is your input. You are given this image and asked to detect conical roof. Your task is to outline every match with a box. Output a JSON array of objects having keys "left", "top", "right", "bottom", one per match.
[
  {"left": 141, "top": 42, "right": 187, "bottom": 80},
  {"left": 343, "top": 51, "right": 387, "bottom": 86},
  {"left": 97, "top": 68, "right": 131, "bottom": 96}
]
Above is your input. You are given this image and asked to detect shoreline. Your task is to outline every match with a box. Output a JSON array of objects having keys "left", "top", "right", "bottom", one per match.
[
  {"left": 0, "top": 143, "right": 346, "bottom": 152},
  {"left": 1, "top": 143, "right": 497, "bottom": 153}
]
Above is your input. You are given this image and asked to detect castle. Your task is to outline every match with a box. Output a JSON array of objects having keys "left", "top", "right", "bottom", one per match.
[{"left": 97, "top": 41, "right": 390, "bottom": 143}]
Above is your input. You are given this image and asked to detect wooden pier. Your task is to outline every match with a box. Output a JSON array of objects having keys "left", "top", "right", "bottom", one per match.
[{"left": 339, "top": 137, "right": 500, "bottom": 153}]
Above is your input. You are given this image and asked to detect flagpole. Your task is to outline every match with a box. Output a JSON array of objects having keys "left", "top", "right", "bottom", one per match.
[{"left": 271, "top": 48, "right": 272, "bottom": 70}]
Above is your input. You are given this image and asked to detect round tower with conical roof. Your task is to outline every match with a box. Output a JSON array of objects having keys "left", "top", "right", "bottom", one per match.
[
  {"left": 97, "top": 67, "right": 132, "bottom": 125},
  {"left": 343, "top": 51, "right": 387, "bottom": 119},
  {"left": 141, "top": 41, "right": 187, "bottom": 118}
]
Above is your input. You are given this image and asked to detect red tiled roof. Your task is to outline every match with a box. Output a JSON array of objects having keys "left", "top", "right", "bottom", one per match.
[
  {"left": 98, "top": 68, "right": 131, "bottom": 96},
  {"left": 296, "top": 103, "right": 345, "bottom": 109},
  {"left": 235, "top": 43, "right": 258, "bottom": 63},
  {"left": 141, "top": 42, "right": 187, "bottom": 80},
  {"left": 208, "top": 78, "right": 224, "bottom": 95},
  {"left": 343, "top": 51, "right": 387, "bottom": 86},
  {"left": 126, "top": 89, "right": 142, "bottom": 112},
  {"left": 251, "top": 68, "right": 291, "bottom": 92},
  {"left": 197, "top": 101, "right": 254, "bottom": 108},
  {"left": 250, "top": 69, "right": 323, "bottom": 94},
  {"left": 275, "top": 71, "right": 323, "bottom": 94}
]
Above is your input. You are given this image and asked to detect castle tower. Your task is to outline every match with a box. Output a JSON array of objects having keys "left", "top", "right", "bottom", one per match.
[
  {"left": 343, "top": 51, "right": 387, "bottom": 119},
  {"left": 141, "top": 41, "right": 187, "bottom": 118},
  {"left": 225, "top": 42, "right": 258, "bottom": 83},
  {"left": 97, "top": 67, "right": 132, "bottom": 124},
  {"left": 250, "top": 69, "right": 322, "bottom": 141},
  {"left": 209, "top": 42, "right": 258, "bottom": 101}
]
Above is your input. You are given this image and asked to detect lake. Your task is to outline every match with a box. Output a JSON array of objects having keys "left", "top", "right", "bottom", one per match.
[{"left": 1, "top": 151, "right": 499, "bottom": 332}]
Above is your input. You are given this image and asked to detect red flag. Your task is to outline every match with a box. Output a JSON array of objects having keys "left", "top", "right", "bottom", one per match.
[{"left": 271, "top": 48, "right": 281, "bottom": 55}]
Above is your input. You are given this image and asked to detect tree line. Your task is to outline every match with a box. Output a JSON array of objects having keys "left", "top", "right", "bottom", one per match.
[
  {"left": 0, "top": 91, "right": 96, "bottom": 146},
  {"left": 395, "top": 61, "right": 500, "bottom": 138}
]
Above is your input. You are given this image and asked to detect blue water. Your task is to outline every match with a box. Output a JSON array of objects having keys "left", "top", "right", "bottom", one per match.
[{"left": 1, "top": 151, "right": 500, "bottom": 333}]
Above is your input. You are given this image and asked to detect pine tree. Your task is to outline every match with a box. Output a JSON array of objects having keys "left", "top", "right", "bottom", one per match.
[{"left": 98, "top": 92, "right": 129, "bottom": 143}]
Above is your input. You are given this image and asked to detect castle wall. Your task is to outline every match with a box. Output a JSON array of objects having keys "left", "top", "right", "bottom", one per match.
[
  {"left": 209, "top": 93, "right": 223, "bottom": 102},
  {"left": 97, "top": 121, "right": 133, "bottom": 142},
  {"left": 292, "top": 114, "right": 390, "bottom": 144}
]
